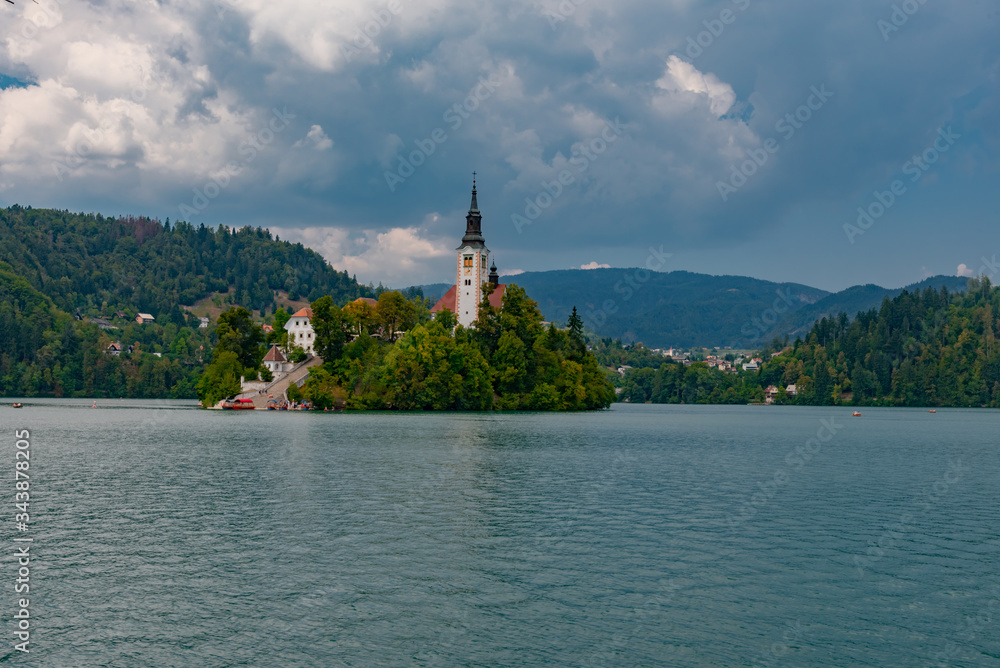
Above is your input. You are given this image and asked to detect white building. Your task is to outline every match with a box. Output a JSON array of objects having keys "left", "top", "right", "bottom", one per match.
[
  {"left": 263, "top": 344, "right": 293, "bottom": 377},
  {"left": 284, "top": 307, "right": 315, "bottom": 354},
  {"left": 430, "top": 178, "right": 505, "bottom": 327}
]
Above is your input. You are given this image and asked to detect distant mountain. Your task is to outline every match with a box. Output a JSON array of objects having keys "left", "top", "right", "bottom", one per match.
[
  {"left": 760, "top": 275, "right": 971, "bottom": 342},
  {"left": 416, "top": 270, "right": 969, "bottom": 349}
]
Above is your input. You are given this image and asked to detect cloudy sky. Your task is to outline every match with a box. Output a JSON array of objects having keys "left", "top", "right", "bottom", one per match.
[{"left": 1, "top": 0, "right": 997, "bottom": 290}]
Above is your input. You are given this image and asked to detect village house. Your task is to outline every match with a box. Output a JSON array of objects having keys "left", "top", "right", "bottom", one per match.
[
  {"left": 786, "top": 384, "right": 798, "bottom": 396},
  {"left": 106, "top": 342, "right": 122, "bottom": 356},
  {"left": 262, "top": 344, "right": 293, "bottom": 378},
  {"left": 285, "top": 307, "right": 315, "bottom": 354},
  {"left": 199, "top": 317, "right": 210, "bottom": 329},
  {"left": 136, "top": 313, "right": 155, "bottom": 324}
]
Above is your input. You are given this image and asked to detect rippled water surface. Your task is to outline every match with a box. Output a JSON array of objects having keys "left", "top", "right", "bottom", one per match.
[{"left": 2, "top": 401, "right": 998, "bottom": 666}]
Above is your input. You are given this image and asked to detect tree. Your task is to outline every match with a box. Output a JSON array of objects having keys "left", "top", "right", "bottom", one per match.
[
  {"left": 376, "top": 291, "right": 407, "bottom": 340},
  {"left": 301, "top": 366, "right": 345, "bottom": 410},
  {"left": 380, "top": 321, "right": 492, "bottom": 410},
  {"left": 215, "top": 307, "right": 264, "bottom": 371},
  {"left": 567, "top": 306, "right": 586, "bottom": 360},
  {"left": 434, "top": 308, "right": 458, "bottom": 331},
  {"left": 196, "top": 350, "right": 244, "bottom": 406},
  {"left": 343, "top": 299, "right": 376, "bottom": 336},
  {"left": 311, "top": 295, "right": 346, "bottom": 365},
  {"left": 270, "top": 307, "right": 290, "bottom": 347}
]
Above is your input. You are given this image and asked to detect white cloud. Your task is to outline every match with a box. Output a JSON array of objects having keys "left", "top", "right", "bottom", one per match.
[
  {"left": 655, "top": 56, "right": 736, "bottom": 118},
  {"left": 580, "top": 261, "right": 610, "bottom": 269},
  {"left": 268, "top": 225, "right": 452, "bottom": 286},
  {"left": 499, "top": 269, "right": 524, "bottom": 276},
  {"left": 294, "top": 125, "right": 334, "bottom": 150},
  {"left": 957, "top": 263, "right": 975, "bottom": 277}
]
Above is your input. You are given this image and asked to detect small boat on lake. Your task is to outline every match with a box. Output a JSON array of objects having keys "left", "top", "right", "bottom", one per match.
[
  {"left": 221, "top": 398, "right": 256, "bottom": 410},
  {"left": 852, "top": 411, "right": 862, "bottom": 417},
  {"left": 928, "top": 409, "right": 936, "bottom": 413},
  {"left": 12, "top": 403, "right": 23, "bottom": 408}
]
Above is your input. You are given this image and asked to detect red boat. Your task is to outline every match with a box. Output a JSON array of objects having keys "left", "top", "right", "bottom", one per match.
[{"left": 221, "top": 398, "right": 256, "bottom": 410}]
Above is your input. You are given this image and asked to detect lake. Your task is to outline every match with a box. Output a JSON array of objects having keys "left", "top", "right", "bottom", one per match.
[{"left": 2, "top": 401, "right": 998, "bottom": 666}]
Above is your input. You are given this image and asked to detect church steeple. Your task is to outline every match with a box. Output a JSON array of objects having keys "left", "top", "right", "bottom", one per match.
[
  {"left": 488, "top": 259, "right": 499, "bottom": 285},
  {"left": 460, "top": 173, "right": 485, "bottom": 249}
]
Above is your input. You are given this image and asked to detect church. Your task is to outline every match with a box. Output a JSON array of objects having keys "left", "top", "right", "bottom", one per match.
[{"left": 430, "top": 178, "right": 505, "bottom": 327}]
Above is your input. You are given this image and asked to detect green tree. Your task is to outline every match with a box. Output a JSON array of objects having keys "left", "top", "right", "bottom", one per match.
[
  {"left": 380, "top": 321, "right": 492, "bottom": 410},
  {"left": 269, "top": 307, "right": 290, "bottom": 347},
  {"left": 196, "top": 350, "right": 244, "bottom": 406},
  {"left": 567, "top": 306, "right": 586, "bottom": 360},
  {"left": 434, "top": 308, "right": 458, "bottom": 331},
  {"left": 215, "top": 307, "right": 264, "bottom": 371},
  {"left": 311, "top": 296, "right": 346, "bottom": 366}
]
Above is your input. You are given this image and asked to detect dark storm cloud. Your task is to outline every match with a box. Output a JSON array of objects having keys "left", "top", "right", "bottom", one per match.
[{"left": 0, "top": 0, "right": 996, "bottom": 286}]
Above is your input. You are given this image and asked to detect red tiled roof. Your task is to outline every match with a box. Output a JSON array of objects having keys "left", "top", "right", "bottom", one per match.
[
  {"left": 262, "top": 345, "right": 287, "bottom": 362},
  {"left": 488, "top": 284, "right": 506, "bottom": 308},
  {"left": 353, "top": 297, "right": 378, "bottom": 307},
  {"left": 430, "top": 285, "right": 457, "bottom": 313},
  {"left": 291, "top": 307, "right": 313, "bottom": 318},
  {"left": 429, "top": 284, "right": 506, "bottom": 313}
]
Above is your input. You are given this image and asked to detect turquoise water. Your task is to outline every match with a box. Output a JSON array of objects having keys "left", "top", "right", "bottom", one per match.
[{"left": 2, "top": 401, "right": 998, "bottom": 666}]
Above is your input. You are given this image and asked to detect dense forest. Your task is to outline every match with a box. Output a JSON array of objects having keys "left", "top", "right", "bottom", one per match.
[
  {"left": 618, "top": 279, "right": 1000, "bottom": 407},
  {"left": 0, "top": 258, "right": 206, "bottom": 397},
  {"left": 198, "top": 288, "right": 616, "bottom": 411},
  {"left": 0, "top": 206, "right": 373, "bottom": 398},
  {"left": 0, "top": 206, "right": 369, "bottom": 317}
]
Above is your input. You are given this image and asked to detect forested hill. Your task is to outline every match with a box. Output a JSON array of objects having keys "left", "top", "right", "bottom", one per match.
[
  {"left": 0, "top": 206, "right": 369, "bottom": 317},
  {"left": 0, "top": 206, "right": 370, "bottom": 398},
  {"left": 759, "top": 275, "right": 971, "bottom": 343},
  {"left": 421, "top": 270, "right": 968, "bottom": 348},
  {"left": 619, "top": 278, "right": 1000, "bottom": 407}
]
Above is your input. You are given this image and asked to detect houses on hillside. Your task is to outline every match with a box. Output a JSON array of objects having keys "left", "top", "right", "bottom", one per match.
[{"left": 764, "top": 384, "right": 800, "bottom": 404}]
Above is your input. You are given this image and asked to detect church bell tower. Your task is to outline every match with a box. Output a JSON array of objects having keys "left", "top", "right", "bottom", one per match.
[{"left": 455, "top": 175, "right": 489, "bottom": 328}]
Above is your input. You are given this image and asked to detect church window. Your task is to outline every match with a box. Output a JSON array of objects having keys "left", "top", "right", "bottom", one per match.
[{"left": 463, "top": 255, "right": 473, "bottom": 268}]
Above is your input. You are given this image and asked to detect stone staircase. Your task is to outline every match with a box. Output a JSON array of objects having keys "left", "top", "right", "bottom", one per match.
[{"left": 236, "top": 356, "right": 323, "bottom": 409}]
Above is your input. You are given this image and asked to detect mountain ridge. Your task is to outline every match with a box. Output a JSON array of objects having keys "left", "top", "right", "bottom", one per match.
[{"left": 416, "top": 269, "right": 969, "bottom": 348}]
